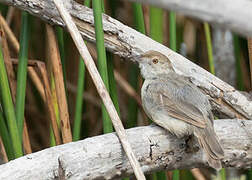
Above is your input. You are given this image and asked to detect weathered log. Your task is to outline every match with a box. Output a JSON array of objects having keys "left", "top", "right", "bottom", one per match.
[{"left": 0, "top": 119, "right": 251, "bottom": 179}]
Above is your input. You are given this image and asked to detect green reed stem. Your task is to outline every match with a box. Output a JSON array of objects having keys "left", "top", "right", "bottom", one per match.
[
  {"left": 204, "top": 23, "right": 227, "bottom": 180},
  {"left": 170, "top": 14, "right": 181, "bottom": 180},
  {"left": 133, "top": 3, "right": 146, "bottom": 34},
  {"left": 107, "top": 53, "right": 120, "bottom": 115},
  {"left": 73, "top": 58, "right": 86, "bottom": 141},
  {"left": 220, "top": 168, "right": 226, "bottom": 180},
  {"left": 170, "top": 11, "right": 176, "bottom": 51},
  {"left": 233, "top": 34, "right": 244, "bottom": 90},
  {"left": 127, "top": 64, "right": 139, "bottom": 128},
  {"left": 173, "top": 170, "right": 180, "bottom": 180},
  {"left": 150, "top": 5, "right": 166, "bottom": 180},
  {"left": 72, "top": 0, "right": 91, "bottom": 141},
  {"left": 248, "top": 170, "right": 252, "bottom": 180},
  {"left": 104, "top": 0, "right": 121, "bottom": 123},
  {"left": 126, "top": 2, "right": 145, "bottom": 128},
  {"left": 204, "top": 22, "right": 215, "bottom": 75},
  {"left": 150, "top": 6, "right": 163, "bottom": 43},
  {"left": 15, "top": 12, "right": 30, "bottom": 139},
  {"left": 0, "top": 40, "right": 23, "bottom": 158},
  {"left": 0, "top": 109, "right": 14, "bottom": 160},
  {"left": 49, "top": 76, "right": 60, "bottom": 146},
  {"left": 93, "top": 0, "right": 113, "bottom": 133}
]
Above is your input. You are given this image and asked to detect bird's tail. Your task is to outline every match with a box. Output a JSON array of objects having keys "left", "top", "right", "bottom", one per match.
[{"left": 194, "top": 126, "right": 224, "bottom": 170}]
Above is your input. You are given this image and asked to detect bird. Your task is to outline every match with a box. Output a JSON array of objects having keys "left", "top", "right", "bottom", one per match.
[{"left": 136, "top": 50, "right": 224, "bottom": 170}]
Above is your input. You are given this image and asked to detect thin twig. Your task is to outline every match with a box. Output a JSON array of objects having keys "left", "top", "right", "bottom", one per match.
[
  {"left": 52, "top": 0, "right": 145, "bottom": 179},
  {"left": 45, "top": 24, "right": 72, "bottom": 143}
]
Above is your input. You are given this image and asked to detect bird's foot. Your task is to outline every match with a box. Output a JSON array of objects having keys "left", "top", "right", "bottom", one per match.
[{"left": 185, "top": 135, "right": 200, "bottom": 153}]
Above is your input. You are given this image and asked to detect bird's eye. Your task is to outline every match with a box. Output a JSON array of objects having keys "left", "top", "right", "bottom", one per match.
[{"left": 152, "top": 58, "right": 158, "bottom": 64}]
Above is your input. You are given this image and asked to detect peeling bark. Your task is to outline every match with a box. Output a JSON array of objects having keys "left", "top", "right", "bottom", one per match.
[{"left": 0, "top": 119, "right": 251, "bottom": 179}]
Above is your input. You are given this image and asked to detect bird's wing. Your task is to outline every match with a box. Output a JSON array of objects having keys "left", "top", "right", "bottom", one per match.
[{"left": 146, "top": 80, "right": 208, "bottom": 129}]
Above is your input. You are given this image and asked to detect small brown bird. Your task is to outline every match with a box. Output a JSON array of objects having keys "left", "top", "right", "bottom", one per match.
[{"left": 137, "top": 50, "right": 224, "bottom": 170}]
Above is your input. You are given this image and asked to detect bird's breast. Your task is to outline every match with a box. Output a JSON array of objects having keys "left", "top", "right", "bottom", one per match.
[{"left": 141, "top": 80, "right": 193, "bottom": 137}]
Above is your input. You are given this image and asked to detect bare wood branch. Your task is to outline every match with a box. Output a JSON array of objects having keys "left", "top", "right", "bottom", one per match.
[
  {"left": 125, "top": 0, "right": 252, "bottom": 38},
  {"left": 0, "top": 0, "right": 251, "bottom": 120},
  {"left": 2, "top": 0, "right": 251, "bottom": 37},
  {"left": 0, "top": 119, "right": 251, "bottom": 179}
]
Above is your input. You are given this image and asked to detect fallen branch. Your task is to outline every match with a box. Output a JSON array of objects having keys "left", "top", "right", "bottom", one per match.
[
  {"left": 125, "top": 0, "right": 252, "bottom": 37},
  {"left": 0, "top": 0, "right": 251, "bottom": 119},
  {"left": 0, "top": 119, "right": 251, "bottom": 179}
]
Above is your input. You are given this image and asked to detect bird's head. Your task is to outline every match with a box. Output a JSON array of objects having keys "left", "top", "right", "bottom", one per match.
[{"left": 137, "top": 50, "right": 175, "bottom": 79}]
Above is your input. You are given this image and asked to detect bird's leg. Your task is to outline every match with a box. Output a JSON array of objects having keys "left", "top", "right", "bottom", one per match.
[{"left": 185, "top": 135, "right": 200, "bottom": 153}]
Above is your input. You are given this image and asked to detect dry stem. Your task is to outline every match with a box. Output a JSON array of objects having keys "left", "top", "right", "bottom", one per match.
[{"left": 45, "top": 24, "right": 72, "bottom": 143}]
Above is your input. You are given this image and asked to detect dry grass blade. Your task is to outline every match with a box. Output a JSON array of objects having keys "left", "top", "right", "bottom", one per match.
[
  {"left": 52, "top": 0, "right": 145, "bottom": 179},
  {"left": 12, "top": 59, "right": 62, "bottom": 145},
  {"left": 37, "top": 62, "right": 61, "bottom": 145},
  {"left": 247, "top": 38, "right": 252, "bottom": 88},
  {"left": 45, "top": 24, "right": 72, "bottom": 143},
  {"left": 113, "top": 71, "right": 148, "bottom": 124},
  {"left": 114, "top": 70, "right": 142, "bottom": 107},
  {"left": 27, "top": 67, "right": 46, "bottom": 102},
  {"left": 6, "top": 7, "right": 15, "bottom": 25},
  {"left": 0, "top": 14, "right": 19, "bottom": 53},
  {"left": 67, "top": 82, "right": 101, "bottom": 108},
  {"left": 0, "top": 21, "right": 16, "bottom": 95},
  {"left": 22, "top": 121, "right": 32, "bottom": 154},
  {"left": 0, "top": 137, "right": 8, "bottom": 163},
  {"left": 191, "top": 168, "right": 206, "bottom": 180}
]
